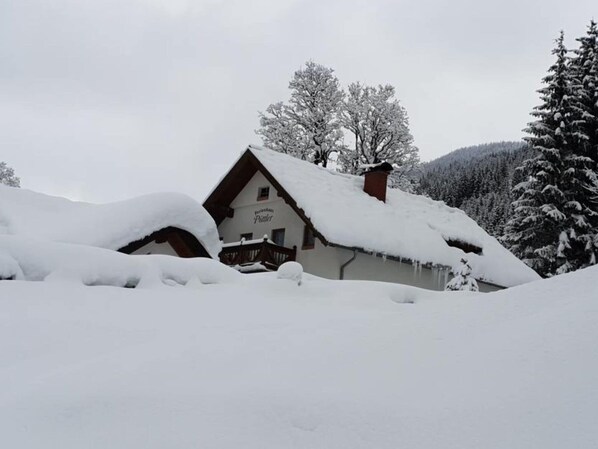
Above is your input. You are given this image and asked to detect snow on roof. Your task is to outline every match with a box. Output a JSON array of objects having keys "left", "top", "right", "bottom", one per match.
[
  {"left": 247, "top": 145, "right": 540, "bottom": 287},
  {"left": 0, "top": 185, "right": 221, "bottom": 258}
]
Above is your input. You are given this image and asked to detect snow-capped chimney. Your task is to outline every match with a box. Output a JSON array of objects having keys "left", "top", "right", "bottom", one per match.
[{"left": 361, "top": 162, "right": 393, "bottom": 203}]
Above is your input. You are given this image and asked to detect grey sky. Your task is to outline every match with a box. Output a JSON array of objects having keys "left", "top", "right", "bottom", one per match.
[{"left": 1, "top": 0, "right": 596, "bottom": 203}]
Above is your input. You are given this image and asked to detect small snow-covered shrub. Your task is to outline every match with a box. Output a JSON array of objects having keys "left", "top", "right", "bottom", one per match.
[
  {"left": 277, "top": 261, "right": 303, "bottom": 286},
  {"left": 445, "top": 258, "right": 479, "bottom": 292}
]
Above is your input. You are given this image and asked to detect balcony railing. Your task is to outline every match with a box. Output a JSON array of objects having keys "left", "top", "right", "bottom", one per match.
[{"left": 219, "top": 237, "right": 297, "bottom": 272}]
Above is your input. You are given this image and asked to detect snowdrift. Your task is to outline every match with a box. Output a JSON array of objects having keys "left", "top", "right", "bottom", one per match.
[
  {"left": 0, "top": 236, "right": 238, "bottom": 287},
  {"left": 1, "top": 263, "right": 596, "bottom": 448}
]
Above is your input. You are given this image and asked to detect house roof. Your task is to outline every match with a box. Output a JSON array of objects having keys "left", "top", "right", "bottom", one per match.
[
  {"left": 0, "top": 185, "right": 222, "bottom": 258},
  {"left": 205, "top": 145, "right": 541, "bottom": 287}
]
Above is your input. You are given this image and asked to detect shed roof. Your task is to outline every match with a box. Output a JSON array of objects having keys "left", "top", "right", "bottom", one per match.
[{"left": 0, "top": 185, "right": 221, "bottom": 258}]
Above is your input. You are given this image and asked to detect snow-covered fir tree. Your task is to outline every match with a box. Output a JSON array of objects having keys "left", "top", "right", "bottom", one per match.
[
  {"left": 445, "top": 258, "right": 479, "bottom": 292},
  {"left": 257, "top": 61, "right": 344, "bottom": 167},
  {"left": 503, "top": 32, "right": 596, "bottom": 277},
  {"left": 570, "top": 20, "right": 598, "bottom": 169},
  {"left": 557, "top": 21, "right": 598, "bottom": 272},
  {"left": 0, "top": 162, "right": 20, "bottom": 187},
  {"left": 339, "top": 83, "right": 419, "bottom": 174}
]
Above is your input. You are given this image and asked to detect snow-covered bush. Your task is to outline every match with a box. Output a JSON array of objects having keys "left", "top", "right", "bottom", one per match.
[
  {"left": 277, "top": 261, "right": 303, "bottom": 286},
  {"left": 445, "top": 258, "right": 479, "bottom": 292}
]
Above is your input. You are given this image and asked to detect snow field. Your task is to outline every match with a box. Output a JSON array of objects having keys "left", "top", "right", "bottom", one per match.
[{"left": 1, "top": 265, "right": 597, "bottom": 448}]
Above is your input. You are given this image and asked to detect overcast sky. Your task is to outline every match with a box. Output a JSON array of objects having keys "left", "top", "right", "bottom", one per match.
[{"left": 1, "top": 0, "right": 596, "bottom": 203}]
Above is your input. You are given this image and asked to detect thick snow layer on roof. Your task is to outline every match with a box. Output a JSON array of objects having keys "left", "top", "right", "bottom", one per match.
[
  {"left": 248, "top": 145, "right": 540, "bottom": 287},
  {"left": 0, "top": 185, "right": 221, "bottom": 258}
]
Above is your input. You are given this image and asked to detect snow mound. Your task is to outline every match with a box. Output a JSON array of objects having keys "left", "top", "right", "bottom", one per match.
[
  {"left": 0, "top": 185, "right": 221, "bottom": 258},
  {"left": 0, "top": 236, "right": 239, "bottom": 288},
  {"left": 247, "top": 145, "right": 540, "bottom": 287},
  {"left": 277, "top": 261, "right": 303, "bottom": 285},
  {"left": 0, "top": 250, "right": 23, "bottom": 280}
]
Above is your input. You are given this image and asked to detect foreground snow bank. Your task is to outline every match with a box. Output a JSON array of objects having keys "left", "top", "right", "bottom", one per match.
[
  {"left": 0, "top": 265, "right": 597, "bottom": 448},
  {"left": 0, "top": 236, "right": 238, "bottom": 287}
]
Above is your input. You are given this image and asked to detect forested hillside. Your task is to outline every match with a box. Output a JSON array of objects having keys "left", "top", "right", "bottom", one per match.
[{"left": 418, "top": 142, "right": 533, "bottom": 238}]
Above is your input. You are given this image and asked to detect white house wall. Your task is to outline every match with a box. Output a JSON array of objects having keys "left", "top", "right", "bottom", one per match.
[
  {"left": 295, "top": 243, "right": 500, "bottom": 292},
  {"left": 217, "top": 171, "right": 502, "bottom": 292},
  {"left": 335, "top": 247, "right": 501, "bottom": 292},
  {"left": 219, "top": 172, "right": 305, "bottom": 249}
]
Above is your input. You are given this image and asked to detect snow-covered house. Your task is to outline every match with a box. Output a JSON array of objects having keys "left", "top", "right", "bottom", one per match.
[
  {"left": 204, "top": 145, "right": 540, "bottom": 291},
  {"left": 0, "top": 185, "right": 221, "bottom": 259}
]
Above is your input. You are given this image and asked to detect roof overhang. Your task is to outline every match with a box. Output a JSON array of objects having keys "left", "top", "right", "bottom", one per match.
[{"left": 118, "top": 226, "right": 211, "bottom": 258}]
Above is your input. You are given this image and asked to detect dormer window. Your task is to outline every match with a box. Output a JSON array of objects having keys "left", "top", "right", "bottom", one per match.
[{"left": 257, "top": 186, "right": 270, "bottom": 201}]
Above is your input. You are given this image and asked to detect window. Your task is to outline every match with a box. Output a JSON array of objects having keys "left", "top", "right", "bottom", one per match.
[
  {"left": 240, "top": 232, "right": 253, "bottom": 242},
  {"left": 257, "top": 186, "right": 270, "bottom": 201},
  {"left": 302, "top": 225, "right": 315, "bottom": 249},
  {"left": 271, "top": 228, "right": 285, "bottom": 247}
]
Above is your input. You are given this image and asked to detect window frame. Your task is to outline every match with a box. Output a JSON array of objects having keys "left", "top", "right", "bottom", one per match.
[
  {"left": 302, "top": 225, "right": 316, "bottom": 250},
  {"left": 271, "top": 228, "right": 286, "bottom": 247},
  {"left": 240, "top": 232, "right": 253, "bottom": 242},
  {"left": 257, "top": 186, "right": 270, "bottom": 201}
]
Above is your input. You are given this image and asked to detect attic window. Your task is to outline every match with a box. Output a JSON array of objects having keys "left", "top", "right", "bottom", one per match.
[
  {"left": 445, "top": 238, "right": 483, "bottom": 255},
  {"left": 302, "top": 225, "right": 315, "bottom": 249},
  {"left": 257, "top": 186, "right": 270, "bottom": 201}
]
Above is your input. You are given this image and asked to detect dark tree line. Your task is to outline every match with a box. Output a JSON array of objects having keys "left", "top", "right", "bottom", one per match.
[{"left": 418, "top": 142, "right": 531, "bottom": 238}]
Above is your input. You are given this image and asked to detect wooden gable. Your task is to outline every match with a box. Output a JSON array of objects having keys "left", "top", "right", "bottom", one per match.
[{"left": 203, "top": 148, "right": 329, "bottom": 246}]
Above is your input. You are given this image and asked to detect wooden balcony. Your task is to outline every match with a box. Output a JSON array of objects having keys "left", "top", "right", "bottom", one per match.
[{"left": 219, "top": 237, "right": 297, "bottom": 272}]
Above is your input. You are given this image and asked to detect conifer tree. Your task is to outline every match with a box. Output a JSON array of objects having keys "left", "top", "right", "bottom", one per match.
[
  {"left": 570, "top": 20, "right": 598, "bottom": 167},
  {"left": 445, "top": 258, "right": 479, "bottom": 292},
  {"left": 558, "top": 21, "right": 598, "bottom": 272},
  {"left": 504, "top": 32, "right": 573, "bottom": 276}
]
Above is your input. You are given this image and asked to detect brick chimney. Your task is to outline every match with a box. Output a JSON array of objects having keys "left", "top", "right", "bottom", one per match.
[{"left": 362, "top": 162, "right": 393, "bottom": 203}]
